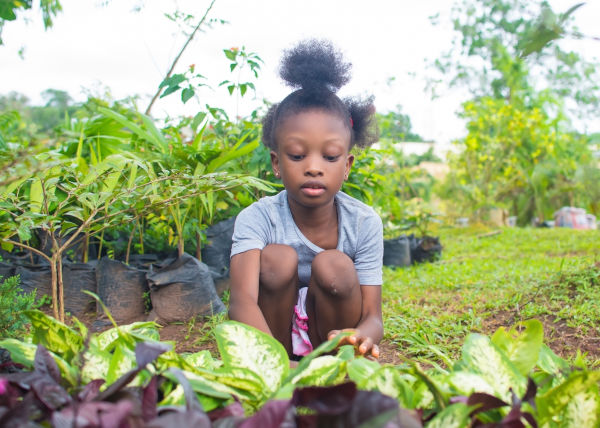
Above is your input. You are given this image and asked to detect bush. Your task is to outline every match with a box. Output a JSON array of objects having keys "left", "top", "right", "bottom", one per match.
[{"left": 0, "top": 275, "right": 40, "bottom": 338}]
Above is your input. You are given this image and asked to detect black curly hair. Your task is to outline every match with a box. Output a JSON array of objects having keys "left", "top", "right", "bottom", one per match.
[{"left": 262, "top": 39, "right": 378, "bottom": 151}]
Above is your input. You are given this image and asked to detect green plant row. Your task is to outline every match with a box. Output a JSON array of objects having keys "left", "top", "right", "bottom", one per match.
[{"left": 0, "top": 305, "right": 598, "bottom": 426}]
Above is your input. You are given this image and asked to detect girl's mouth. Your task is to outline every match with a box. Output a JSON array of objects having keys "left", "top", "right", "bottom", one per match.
[{"left": 301, "top": 181, "right": 326, "bottom": 196}]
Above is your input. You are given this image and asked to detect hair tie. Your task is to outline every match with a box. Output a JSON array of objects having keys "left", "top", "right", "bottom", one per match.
[{"left": 349, "top": 117, "right": 354, "bottom": 128}]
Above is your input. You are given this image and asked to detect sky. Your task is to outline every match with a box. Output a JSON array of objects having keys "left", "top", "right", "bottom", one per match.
[{"left": 1, "top": 0, "right": 599, "bottom": 147}]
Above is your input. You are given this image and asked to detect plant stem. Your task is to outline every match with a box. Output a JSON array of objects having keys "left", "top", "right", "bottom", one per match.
[
  {"left": 50, "top": 257, "right": 59, "bottom": 319},
  {"left": 196, "top": 230, "right": 202, "bottom": 261},
  {"left": 144, "top": 0, "right": 217, "bottom": 115},
  {"left": 126, "top": 217, "right": 138, "bottom": 265},
  {"left": 57, "top": 255, "right": 65, "bottom": 322}
]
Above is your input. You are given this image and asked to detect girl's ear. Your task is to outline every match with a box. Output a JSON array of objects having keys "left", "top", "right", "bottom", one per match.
[
  {"left": 344, "top": 154, "right": 354, "bottom": 180},
  {"left": 270, "top": 150, "right": 281, "bottom": 179}
]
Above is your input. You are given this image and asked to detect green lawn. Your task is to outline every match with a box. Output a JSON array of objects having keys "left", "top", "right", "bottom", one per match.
[{"left": 382, "top": 226, "right": 600, "bottom": 364}]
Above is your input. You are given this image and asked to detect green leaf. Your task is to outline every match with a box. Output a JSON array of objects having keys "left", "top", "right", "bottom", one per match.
[
  {"left": 537, "top": 344, "right": 570, "bottom": 381},
  {"left": 159, "top": 382, "right": 226, "bottom": 413},
  {"left": 81, "top": 341, "right": 112, "bottom": 384},
  {"left": 191, "top": 366, "right": 266, "bottom": 404},
  {"left": 290, "top": 355, "right": 347, "bottom": 387},
  {"left": 159, "top": 73, "right": 186, "bottom": 89},
  {"left": 537, "top": 371, "right": 600, "bottom": 427},
  {"left": 426, "top": 403, "right": 472, "bottom": 428},
  {"left": 106, "top": 345, "right": 137, "bottom": 385},
  {"left": 192, "top": 112, "right": 207, "bottom": 130},
  {"left": 347, "top": 357, "right": 381, "bottom": 387},
  {"left": 96, "top": 321, "right": 161, "bottom": 352},
  {"left": 0, "top": 338, "right": 37, "bottom": 367},
  {"left": 283, "top": 331, "right": 353, "bottom": 386},
  {"left": 364, "top": 366, "right": 415, "bottom": 409},
  {"left": 214, "top": 321, "right": 289, "bottom": 395},
  {"left": 181, "top": 87, "right": 195, "bottom": 103},
  {"left": 25, "top": 309, "right": 84, "bottom": 362},
  {"left": 227, "top": 85, "right": 235, "bottom": 95},
  {"left": 459, "top": 333, "right": 527, "bottom": 401},
  {"left": 183, "top": 350, "right": 222, "bottom": 371},
  {"left": 29, "top": 177, "right": 43, "bottom": 213},
  {"left": 224, "top": 49, "right": 237, "bottom": 61},
  {"left": 16, "top": 222, "right": 32, "bottom": 241},
  {"left": 160, "top": 84, "right": 181, "bottom": 98},
  {"left": 446, "top": 371, "right": 496, "bottom": 396},
  {"left": 491, "top": 319, "right": 543, "bottom": 376},
  {"left": 0, "top": 339, "right": 78, "bottom": 385}
]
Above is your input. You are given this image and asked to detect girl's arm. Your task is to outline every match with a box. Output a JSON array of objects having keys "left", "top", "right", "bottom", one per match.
[
  {"left": 228, "top": 249, "right": 272, "bottom": 335},
  {"left": 328, "top": 284, "right": 383, "bottom": 358}
]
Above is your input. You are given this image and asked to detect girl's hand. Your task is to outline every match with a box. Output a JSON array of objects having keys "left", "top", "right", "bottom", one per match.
[{"left": 327, "top": 329, "right": 380, "bottom": 359}]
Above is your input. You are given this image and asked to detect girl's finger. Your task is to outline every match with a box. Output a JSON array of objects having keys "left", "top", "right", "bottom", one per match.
[
  {"left": 358, "top": 337, "right": 373, "bottom": 355},
  {"left": 327, "top": 330, "right": 341, "bottom": 340},
  {"left": 371, "top": 344, "right": 380, "bottom": 359}
]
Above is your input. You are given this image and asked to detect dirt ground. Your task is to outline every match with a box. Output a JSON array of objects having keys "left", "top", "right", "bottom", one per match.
[{"left": 482, "top": 310, "right": 600, "bottom": 361}]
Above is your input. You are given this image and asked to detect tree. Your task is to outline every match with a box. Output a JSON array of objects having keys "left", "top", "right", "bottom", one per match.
[
  {"left": 377, "top": 106, "right": 424, "bottom": 143},
  {"left": 430, "top": 0, "right": 600, "bottom": 117},
  {"left": 440, "top": 97, "right": 592, "bottom": 223},
  {"left": 0, "top": 0, "right": 62, "bottom": 45}
]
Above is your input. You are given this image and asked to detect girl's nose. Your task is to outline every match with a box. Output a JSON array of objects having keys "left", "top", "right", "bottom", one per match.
[{"left": 304, "top": 157, "right": 323, "bottom": 176}]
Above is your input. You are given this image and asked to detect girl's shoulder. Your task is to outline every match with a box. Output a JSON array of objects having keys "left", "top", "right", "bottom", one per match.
[
  {"left": 335, "top": 191, "right": 379, "bottom": 219},
  {"left": 236, "top": 190, "right": 288, "bottom": 222}
]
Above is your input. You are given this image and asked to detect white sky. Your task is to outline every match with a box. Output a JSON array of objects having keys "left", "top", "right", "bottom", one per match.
[{"left": 1, "top": 0, "right": 599, "bottom": 146}]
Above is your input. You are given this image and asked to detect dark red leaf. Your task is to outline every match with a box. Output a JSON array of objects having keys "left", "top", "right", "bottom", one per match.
[
  {"left": 208, "top": 401, "right": 245, "bottom": 422},
  {"left": 239, "top": 400, "right": 293, "bottom": 428},
  {"left": 95, "top": 368, "right": 141, "bottom": 402},
  {"left": 0, "top": 377, "right": 21, "bottom": 408},
  {"left": 292, "top": 383, "right": 406, "bottom": 428},
  {"left": 0, "top": 391, "right": 43, "bottom": 427},
  {"left": 78, "top": 379, "right": 105, "bottom": 402},
  {"left": 522, "top": 412, "right": 537, "bottom": 428},
  {"left": 32, "top": 379, "right": 71, "bottom": 411},
  {"left": 467, "top": 392, "right": 508, "bottom": 415},
  {"left": 142, "top": 376, "right": 159, "bottom": 422},
  {"left": 449, "top": 395, "right": 468, "bottom": 404},
  {"left": 34, "top": 344, "right": 61, "bottom": 384},
  {"left": 168, "top": 368, "right": 204, "bottom": 414},
  {"left": 522, "top": 378, "right": 537, "bottom": 405},
  {"left": 292, "top": 382, "right": 356, "bottom": 414},
  {"left": 146, "top": 410, "right": 212, "bottom": 428},
  {"left": 52, "top": 399, "right": 135, "bottom": 428},
  {"left": 136, "top": 342, "right": 171, "bottom": 368}
]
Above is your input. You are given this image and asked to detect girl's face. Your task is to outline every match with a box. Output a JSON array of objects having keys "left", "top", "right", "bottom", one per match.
[{"left": 271, "top": 109, "right": 354, "bottom": 210}]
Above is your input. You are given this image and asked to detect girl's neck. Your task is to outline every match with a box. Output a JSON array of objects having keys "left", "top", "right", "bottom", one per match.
[{"left": 287, "top": 195, "right": 337, "bottom": 231}]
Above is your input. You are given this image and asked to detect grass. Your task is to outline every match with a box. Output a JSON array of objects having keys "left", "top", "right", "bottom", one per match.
[{"left": 382, "top": 225, "right": 600, "bottom": 364}]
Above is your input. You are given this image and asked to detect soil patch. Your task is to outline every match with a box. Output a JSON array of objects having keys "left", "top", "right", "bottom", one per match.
[{"left": 482, "top": 310, "right": 600, "bottom": 360}]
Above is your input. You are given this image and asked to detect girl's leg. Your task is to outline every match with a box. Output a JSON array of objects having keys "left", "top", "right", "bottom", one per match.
[
  {"left": 306, "top": 249, "right": 362, "bottom": 346},
  {"left": 258, "top": 244, "right": 298, "bottom": 355}
]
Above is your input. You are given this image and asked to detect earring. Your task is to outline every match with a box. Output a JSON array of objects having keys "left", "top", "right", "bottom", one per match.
[{"left": 275, "top": 171, "right": 280, "bottom": 178}]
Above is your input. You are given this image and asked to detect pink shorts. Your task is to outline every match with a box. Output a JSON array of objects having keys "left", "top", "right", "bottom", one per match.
[{"left": 291, "top": 287, "right": 313, "bottom": 357}]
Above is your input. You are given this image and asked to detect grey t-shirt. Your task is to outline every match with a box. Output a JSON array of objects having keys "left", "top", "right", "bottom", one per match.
[{"left": 230, "top": 190, "right": 383, "bottom": 287}]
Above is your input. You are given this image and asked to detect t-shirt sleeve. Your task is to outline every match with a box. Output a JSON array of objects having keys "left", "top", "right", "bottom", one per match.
[
  {"left": 354, "top": 212, "right": 383, "bottom": 285},
  {"left": 230, "top": 202, "right": 272, "bottom": 258}
]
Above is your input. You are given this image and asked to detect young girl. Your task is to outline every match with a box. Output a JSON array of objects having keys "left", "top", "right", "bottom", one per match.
[{"left": 229, "top": 39, "right": 383, "bottom": 360}]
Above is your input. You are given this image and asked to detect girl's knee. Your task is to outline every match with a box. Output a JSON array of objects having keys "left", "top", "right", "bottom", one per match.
[
  {"left": 259, "top": 244, "right": 298, "bottom": 293},
  {"left": 311, "top": 250, "right": 358, "bottom": 298}
]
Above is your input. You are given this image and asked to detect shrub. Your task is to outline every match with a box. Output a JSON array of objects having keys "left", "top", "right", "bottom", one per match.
[{"left": 0, "top": 275, "right": 40, "bottom": 338}]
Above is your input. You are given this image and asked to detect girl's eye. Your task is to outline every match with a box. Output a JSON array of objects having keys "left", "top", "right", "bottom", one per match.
[
  {"left": 288, "top": 154, "right": 304, "bottom": 161},
  {"left": 324, "top": 155, "right": 340, "bottom": 162}
]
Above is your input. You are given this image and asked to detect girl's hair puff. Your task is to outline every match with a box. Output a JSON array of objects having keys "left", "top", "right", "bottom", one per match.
[{"left": 262, "top": 39, "right": 378, "bottom": 151}]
